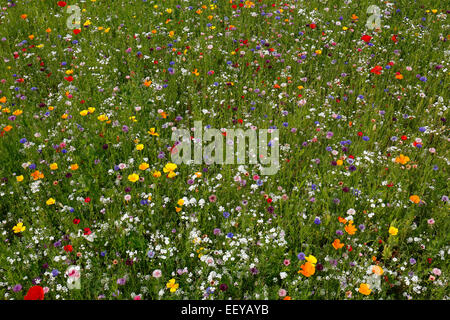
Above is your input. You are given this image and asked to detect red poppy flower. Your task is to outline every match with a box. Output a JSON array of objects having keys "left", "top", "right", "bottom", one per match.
[
  {"left": 401, "top": 135, "right": 408, "bottom": 140},
  {"left": 370, "top": 65, "right": 383, "bottom": 75},
  {"left": 310, "top": 23, "right": 316, "bottom": 29},
  {"left": 84, "top": 228, "right": 91, "bottom": 235},
  {"left": 24, "top": 285, "right": 45, "bottom": 300},
  {"left": 64, "top": 244, "right": 73, "bottom": 252},
  {"left": 391, "top": 35, "right": 398, "bottom": 43},
  {"left": 73, "top": 218, "right": 80, "bottom": 224},
  {"left": 361, "top": 35, "right": 372, "bottom": 43},
  {"left": 57, "top": 1, "right": 67, "bottom": 7},
  {"left": 73, "top": 29, "right": 81, "bottom": 35},
  {"left": 64, "top": 76, "right": 73, "bottom": 82},
  {"left": 84, "top": 197, "right": 91, "bottom": 203}
]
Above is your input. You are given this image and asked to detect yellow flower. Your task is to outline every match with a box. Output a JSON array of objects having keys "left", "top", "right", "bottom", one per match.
[
  {"left": 177, "top": 199, "right": 184, "bottom": 206},
  {"left": 49, "top": 163, "right": 58, "bottom": 170},
  {"left": 358, "top": 283, "right": 372, "bottom": 295},
  {"left": 12, "top": 222, "right": 26, "bottom": 233},
  {"left": 166, "top": 279, "right": 179, "bottom": 292},
  {"left": 169, "top": 30, "right": 175, "bottom": 38},
  {"left": 152, "top": 170, "right": 162, "bottom": 178},
  {"left": 139, "top": 163, "right": 149, "bottom": 171},
  {"left": 244, "top": 0, "right": 255, "bottom": 8},
  {"left": 16, "top": 175, "right": 24, "bottom": 182},
  {"left": 148, "top": 128, "right": 159, "bottom": 136},
  {"left": 163, "top": 163, "right": 177, "bottom": 173},
  {"left": 136, "top": 144, "right": 144, "bottom": 151},
  {"left": 80, "top": 110, "right": 88, "bottom": 116},
  {"left": 305, "top": 255, "right": 317, "bottom": 266},
  {"left": 389, "top": 226, "right": 398, "bottom": 236},
  {"left": 128, "top": 173, "right": 140, "bottom": 183},
  {"left": 167, "top": 171, "right": 177, "bottom": 179},
  {"left": 46, "top": 198, "right": 56, "bottom": 205},
  {"left": 336, "top": 159, "right": 343, "bottom": 166},
  {"left": 372, "top": 265, "right": 384, "bottom": 276},
  {"left": 97, "top": 114, "right": 109, "bottom": 122},
  {"left": 315, "top": 49, "right": 322, "bottom": 55}
]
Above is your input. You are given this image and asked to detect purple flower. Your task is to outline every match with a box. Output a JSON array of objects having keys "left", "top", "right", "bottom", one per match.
[
  {"left": 13, "top": 284, "right": 22, "bottom": 292},
  {"left": 250, "top": 267, "right": 259, "bottom": 275}
]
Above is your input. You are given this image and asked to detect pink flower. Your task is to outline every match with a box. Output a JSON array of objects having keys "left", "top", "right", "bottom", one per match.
[
  {"left": 152, "top": 269, "right": 162, "bottom": 278},
  {"left": 134, "top": 295, "right": 142, "bottom": 300},
  {"left": 432, "top": 268, "right": 441, "bottom": 276},
  {"left": 283, "top": 259, "right": 290, "bottom": 266},
  {"left": 278, "top": 289, "right": 287, "bottom": 297}
]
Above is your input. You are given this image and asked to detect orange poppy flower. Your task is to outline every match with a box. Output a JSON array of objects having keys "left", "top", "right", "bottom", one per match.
[
  {"left": 332, "top": 239, "right": 344, "bottom": 250},
  {"left": 409, "top": 195, "right": 420, "bottom": 204},
  {"left": 345, "top": 221, "right": 357, "bottom": 235},
  {"left": 338, "top": 216, "right": 347, "bottom": 224},
  {"left": 298, "top": 262, "right": 315, "bottom": 277},
  {"left": 31, "top": 170, "right": 44, "bottom": 180}
]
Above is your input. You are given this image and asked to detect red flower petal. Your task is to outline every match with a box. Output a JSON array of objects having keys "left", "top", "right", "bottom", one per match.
[{"left": 24, "top": 286, "right": 45, "bottom": 300}]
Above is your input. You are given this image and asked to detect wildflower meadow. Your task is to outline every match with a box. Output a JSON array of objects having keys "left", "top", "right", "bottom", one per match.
[{"left": 0, "top": 0, "right": 448, "bottom": 301}]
